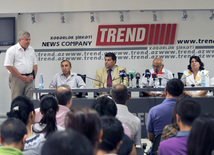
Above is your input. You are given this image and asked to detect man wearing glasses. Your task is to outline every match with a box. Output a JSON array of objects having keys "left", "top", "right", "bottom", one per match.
[{"left": 141, "top": 58, "right": 173, "bottom": 96}]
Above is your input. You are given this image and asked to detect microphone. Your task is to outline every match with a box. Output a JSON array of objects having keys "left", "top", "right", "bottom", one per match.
[
  {"left": 157, "top": 71, "right": 164, "bottom": 87},
  {"left": 77, "top": 74, "right": 105, "bottom": 88},
  {"left": 129, "top": 70, "right": 136, "bottom": 81},
  {"left": 145, "top": 69, "right": 151, "bottom": 85},
  {"left": 135, "top": 72, "right": 141, "bottom": 88},
  {"left": 155, "top": 69, "right": 158, "bottom": 74},
  {"left": 119, "top": 70, "right": 127, "bottom": 85},
  {"left": 151, "top": 72, "right": 157, "bottom": 87}
]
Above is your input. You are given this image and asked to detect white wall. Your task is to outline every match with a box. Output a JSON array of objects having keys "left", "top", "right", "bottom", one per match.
[
  {"left": 0, "top": 0, "right": 213, "bottom": 14},
  {"left": 0, "top": 10, "right": 214, "bottom": 115}
]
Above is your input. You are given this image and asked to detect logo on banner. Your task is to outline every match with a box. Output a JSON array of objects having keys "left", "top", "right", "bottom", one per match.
[{"left": 96, "top": 24, "right": 177, "bottom": 46}]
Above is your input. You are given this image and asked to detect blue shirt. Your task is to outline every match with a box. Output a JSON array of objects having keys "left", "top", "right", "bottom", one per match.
[
  {"left": 49, "top": 72, "right": 86, "bottom": 88},
  {"left": 147, "top": 98, "right": 177, "bottom": 137}
]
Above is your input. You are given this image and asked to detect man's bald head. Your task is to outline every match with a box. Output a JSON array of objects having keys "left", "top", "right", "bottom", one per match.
[
  {"left": 152, "top": 57, "right": 164, "bottom": 72},
  {"left": 56, "top": 85, "right": 72, "bottom": 106},
  {"left": 110, "top": 84, "right": 128, "bottom": 105}
]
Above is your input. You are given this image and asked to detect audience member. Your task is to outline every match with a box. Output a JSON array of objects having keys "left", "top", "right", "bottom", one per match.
[
  {"left": 32, "top": 95, "right": 64, "bottom": 138},
  {"left": 65, "top": 107, "right": 102, "bottom": 154},
  {"left": 7, "top": 96, "right": 46, "bottom": 155},
  {"left": 91, "top": 94, "right": 137, "bottom": 155},
  {"left": 147, "top": 78, "right": 184, "bottom": 143},
  {"left": 41, "top": 130, "right": 93, "bottom": 155},
  {"left": 110, "top": 84, "right": 141, "bottom": 146},
  {"left": 35, "top": 84, "right": 72, "bottom": 128},
  {"left": 0, "top": 118, "right": 27, "bottom": 155},
  {"left": 159, "top": 98, "right": 201, "bottom": 155},
  {"left": 161, "top": 95, "right": 191, "bottom": 142},
  {"left": 187, "top": 113, "right": 214, "bottom": 155},
  {"left": 97, "top": 116, "right": 123, "bottom": 155}
]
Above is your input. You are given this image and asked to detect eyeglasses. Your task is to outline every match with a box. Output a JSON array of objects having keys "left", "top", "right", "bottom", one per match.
[{"left": 152, "top": 65, "right": 162, "bottom": 68}]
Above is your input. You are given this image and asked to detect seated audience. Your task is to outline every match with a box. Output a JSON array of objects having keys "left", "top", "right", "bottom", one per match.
[
  {"left": 35, "top": 84, "right": 72, "bottom": 128},
  {"left": 181, "top": 55, "right": 210, "bottom": 96},
  {"left": 159, "top": 98, "right": 201, "bottom": 155},
  {"left": 65, "top": 107, "right": 102, "bottom": 154},
  {"left": 32, "top": 95, "right": 64, "bottom": 138},
  {"left": 7, "top": 96, "right": 46, "bottom": 155},
  {"left": 0, "top": 118, "right": 27, "bottom": 155},
  {"left": 161, "top": 95, "right": 191, "bottom": 142},
  {"left": 91, "top": 94, "right": 137, "bottom": 155},
  {"left": 146, "top": 78, "right": 184, "bottom": 144},
  {"left": 187, "top": 113, "right": 214, "bottom": 155},
  {"left": 110, "top": 84, "right": 141, "bottom": 146},
  {"left": 97, "top": 116, "right": 123, "bottom": 155},
  {"left": 41, "top": 130, "right": 93, "bottom": 155}
]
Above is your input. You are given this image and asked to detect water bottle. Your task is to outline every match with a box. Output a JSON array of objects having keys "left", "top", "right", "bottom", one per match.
[
  {"left": 201, "top": 71, "right": 205, "bottom": 87},
  {"left": 39, "top": 73, "right": 44, "bottom": 89}
]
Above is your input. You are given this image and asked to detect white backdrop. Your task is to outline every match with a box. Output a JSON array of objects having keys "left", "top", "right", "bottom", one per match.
[{"left": 0, "top": 10, "right": 214, "bottom": 115}]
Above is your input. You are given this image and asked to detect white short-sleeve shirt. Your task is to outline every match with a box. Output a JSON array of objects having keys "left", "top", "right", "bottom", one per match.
[{"left": 4, "top": 43, "right": 37, "bottom": 74}]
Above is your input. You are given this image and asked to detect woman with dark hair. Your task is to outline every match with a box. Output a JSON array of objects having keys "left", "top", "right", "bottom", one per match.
[
  {"left": 91, "top": 94, "right": 137, "bottom": 155},
  {"left": 187, "top": 113, "right": 214, "bottom": 155},
  {"left": 181, "top": 55, "right": 210, "bottom": 96},
  {"left": 32, "top": 95, "right": 64, "bottom": 138},
  {"left": 7, "top": 96, "right": 46, "bottom": 155},
  {"left": 65, "top": 107, "right": 102, "bottom": 154}
]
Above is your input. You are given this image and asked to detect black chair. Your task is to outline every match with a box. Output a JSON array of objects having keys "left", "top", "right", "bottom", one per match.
[
  {"left": 75, "top": 74, "right": 87, "bottom": 98},
  {"left": 150, "top": 133, "right": 162, "bottom": 155},
  {"left": 177, "top": 72, "right": 183, "bottom": 80}
]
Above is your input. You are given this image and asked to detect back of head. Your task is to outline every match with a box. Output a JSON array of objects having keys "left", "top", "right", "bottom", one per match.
[
  {"left": 34, "top": 95, "right": 59, "bottom": 137},
  {"left": 41, "top": 130, "right": 93, "bottom": 155},
  {"left": 99, "top": 116, "right": 123, "bottom": 152},
  {"left": 110, "top": 84, "right": 128, "bottom": 105},
  {"left": 187, "top": 113, "right": 214, "bottom": 155},
  {"left": 55, "top": 84, "right": 72, "bottom": 106},
  {"left": 105, "top": 52, "right": 117, "bottom": 61},
  {"left": 166, "top": 78, "right": 184, "bottom": 97},
  {"left": 176, "top": 98, "right": 201, "bottom": 126},
  {"left": 7, "top": 96, "right": 35, "bottom": 125},
  {"left": 91, "top": 94, "right": 117, "bottom": 117},
  {"left": 1, "top": 118, "right": 27, "bottom": 145},
  {"left": 65, "top": 107, "right": 101, "bottom": 146}
]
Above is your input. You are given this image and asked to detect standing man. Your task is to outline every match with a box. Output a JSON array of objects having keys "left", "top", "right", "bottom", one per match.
[
  {"left": 141, "top": 57, "right": 173, "bottom": 96},
  {"left": 94, "top": 52, "right": 128, "bottom": 88},
  {"left": 4, "top": 31, "right": 38, "bottom": 100},
  {"left": 49, "top": 60, "right": 86, "bottom": 88}
]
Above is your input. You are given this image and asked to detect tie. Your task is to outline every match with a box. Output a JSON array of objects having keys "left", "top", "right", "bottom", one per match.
[{"left": 107, "top": 69, "right": 112, "bottom": 87}]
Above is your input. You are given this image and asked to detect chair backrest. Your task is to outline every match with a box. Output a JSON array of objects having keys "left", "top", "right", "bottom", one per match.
[
  {"left": 151, "top": 133, "right": 162, "bottom": 155},
  {"left": 80, "top": 74, "right": 86, "bottom": 83},
  {"left": 177, "top": 72, "right": 183, "bottom": 80}
]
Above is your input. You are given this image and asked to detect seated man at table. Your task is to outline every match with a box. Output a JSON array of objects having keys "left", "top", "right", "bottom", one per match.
[
  {"left": 141, "top": 58, "right": 173, "bottom": 96},
  {"left": 49, "top": 60, "right": 86, "bottom": 88},
  {"left": 94, "top": 52, "right": 128, "bottom": 88}
]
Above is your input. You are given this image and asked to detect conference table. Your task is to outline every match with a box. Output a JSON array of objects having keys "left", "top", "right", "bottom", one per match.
[{"left": 29, "top": 87, "right": 214, "bottom": 138}]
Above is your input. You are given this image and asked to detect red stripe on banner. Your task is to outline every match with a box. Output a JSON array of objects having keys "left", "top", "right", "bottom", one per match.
[
  {"left": 154, "top": 24, "right": 160, "bottom": 44},
  {"left": 170, "top": 24, "right": 177, "bottom": 44},
  {"left": 164, "top": 24, "right": 172, "bottom": 44},
  {"left": 159, "top": 24, "right": 166, "bottom": 44},
  {"left": 148, "top": 24, "right": 155, "bottom": 45}
]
